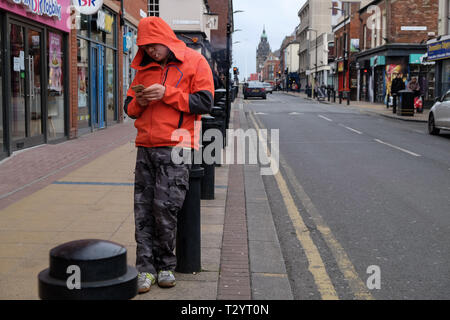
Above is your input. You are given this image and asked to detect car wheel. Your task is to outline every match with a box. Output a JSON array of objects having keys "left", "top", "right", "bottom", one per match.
[{"left": 428, "top": 113, "right": 440, "bottom": 135}]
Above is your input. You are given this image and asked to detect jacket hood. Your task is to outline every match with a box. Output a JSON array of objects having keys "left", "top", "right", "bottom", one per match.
[{"left": 131, "top": 17, "right": 186, "bottom": 70}]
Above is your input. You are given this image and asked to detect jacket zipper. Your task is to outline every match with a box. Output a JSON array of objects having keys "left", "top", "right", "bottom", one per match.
[{"left": 162, "top": 65, "right": 184, "bottom": 129}]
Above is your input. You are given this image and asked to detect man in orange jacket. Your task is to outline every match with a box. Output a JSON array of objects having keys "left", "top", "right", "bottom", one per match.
[{"left": 124, "top": 17, "right": 214, "bottom": 293}]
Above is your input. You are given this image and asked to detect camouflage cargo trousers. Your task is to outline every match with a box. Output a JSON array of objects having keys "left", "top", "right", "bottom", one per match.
[{"left": 134, "top": 146, "right": 190, "bottom": 275}]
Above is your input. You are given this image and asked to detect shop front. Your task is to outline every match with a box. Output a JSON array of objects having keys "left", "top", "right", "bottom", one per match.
[
  {"left": 0, "top": 0, "right": 70, "bottom": 159},
  {"left": 357, "top": 45, "right": 429, "bottom": 105},
  {"left": 427, "top": 36, "right": 450, "bottom": 101},
  {"left": 76, "top": 7, "right": 118, "bottom": 135}
]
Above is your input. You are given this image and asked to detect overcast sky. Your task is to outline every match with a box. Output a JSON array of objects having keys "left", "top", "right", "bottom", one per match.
[{"left": 232, "top": 0, "right": 306, "bottom": 81}]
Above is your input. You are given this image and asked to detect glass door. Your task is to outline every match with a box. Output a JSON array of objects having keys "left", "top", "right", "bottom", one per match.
[
  {"left": 29, "top": 28, "right": 43, "bottom": 138},
  {"left": 9, "top": 22, "right": 44, "bottom": 150},
  {"left": 10, "top": 23, "right": 26, "bottom": 143},
  {"left": 90, "top": 44, "right": 105, "bottom": 129}
]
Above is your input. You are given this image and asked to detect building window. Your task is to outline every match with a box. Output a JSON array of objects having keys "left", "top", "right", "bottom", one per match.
[{"left": 148, "top": 0, "right": 159, "bottom": 17}]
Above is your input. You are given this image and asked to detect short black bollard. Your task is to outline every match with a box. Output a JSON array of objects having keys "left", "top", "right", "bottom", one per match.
[
  {"left": 214, "top": 88, "right": 226, "bottom": 105},
  {"left": 38, "top": 239, "right": 138, "bottom": 300},
  {"left": 176, "top": 165, "right": 204, "bottom": 273},
  {"left": 339, "top": 91, "right": 342, "bottom": 104}
]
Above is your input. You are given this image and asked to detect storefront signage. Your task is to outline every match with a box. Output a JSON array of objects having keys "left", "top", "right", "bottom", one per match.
[
  {"left": 96, "top": 9, "right": 113, "bottom": 33},
  {"left": 427, "top": 38, "right": 450, "bottom": 61},
  {"left": 350, "top": 39, "right": 359, "bottom": 53},
  {"left": 370, "top": 55, "right": 385, "bottom": 67},
  {"left": 7, "top": 0, "right": 62, "bottom": 20},
  {"left": 409, "top": 54, "right": 425, "bottom": 64},
  {"left": 72, "top": 0, "right": 103, "bottom": 15}
]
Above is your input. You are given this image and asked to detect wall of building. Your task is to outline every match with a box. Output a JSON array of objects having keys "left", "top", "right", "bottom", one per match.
[
  {"left": 209, "top": 0, "right": 228, "bottom": 50},
  {"left": 286, "top": 43, "right": 300, "bottom": 72},
  {"left": 160, "top": 0, "right": 210, "bottom": 38}
]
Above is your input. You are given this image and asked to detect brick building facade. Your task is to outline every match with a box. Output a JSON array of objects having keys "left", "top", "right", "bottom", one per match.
[
  {"left": 262, "top": 54, "right": 281, "bottom": 84},
  {"left": 333, "top": 2, "right": 361, "bottom": 100}
]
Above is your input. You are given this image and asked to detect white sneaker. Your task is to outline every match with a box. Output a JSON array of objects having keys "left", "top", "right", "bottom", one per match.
[
  {"left": 137, "top": 272, "right": 156, "bottom": 293},
  {"left": 157, "top": 270, "right": 176, "bottom": 288}
]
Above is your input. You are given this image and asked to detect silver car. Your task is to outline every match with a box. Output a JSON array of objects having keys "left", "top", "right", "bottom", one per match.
[
  {"left": 428, "top": 90, "right": 450, "bottom": 135},
  {"left": 262, "top": 82, "right": 273, "bottom": 94}
]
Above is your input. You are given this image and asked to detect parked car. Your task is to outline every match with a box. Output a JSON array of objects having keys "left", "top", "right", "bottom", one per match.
[
  {"left": 428, "top": 90, "right": 450, "bottom": 135},
  {"left": 244, "top": 82, "right": 267, "bottom": 100},
  {"left": 263, "top": 82, "right": 273, "bottom": 94}
]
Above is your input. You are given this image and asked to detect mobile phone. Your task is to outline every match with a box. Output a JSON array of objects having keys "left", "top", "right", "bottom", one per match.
[{"left": 132, "top": 84, "right": 145, "bottom": 93}]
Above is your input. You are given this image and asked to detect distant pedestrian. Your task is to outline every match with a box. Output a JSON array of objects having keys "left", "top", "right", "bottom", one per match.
[
  {"left": 407, "top": 76, "right": 421, "bottom": 97},
  {"left": 124, "top": 17, "right": 214, "bottom": 294}
]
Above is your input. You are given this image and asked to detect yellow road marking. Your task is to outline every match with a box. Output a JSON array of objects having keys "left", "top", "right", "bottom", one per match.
[
  {"left": 248, "top": 112, "right": 339, "bottom": 300},
  {"left": 249, "top": 111, "right": 374, "bottom": 300}
]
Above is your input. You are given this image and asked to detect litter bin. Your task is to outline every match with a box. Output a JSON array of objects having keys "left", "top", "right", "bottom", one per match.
[{"left": 397, "top": 90, "right": 415, "bottom": 116}]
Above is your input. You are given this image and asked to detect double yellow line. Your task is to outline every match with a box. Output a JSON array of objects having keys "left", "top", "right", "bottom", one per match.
[{"left": 248, "top": 111, "right": 374, "bottom": 300}]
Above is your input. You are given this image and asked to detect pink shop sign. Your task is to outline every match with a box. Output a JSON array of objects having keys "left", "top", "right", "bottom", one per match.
[{"left": 0, "top": 0, "right": 71, "bottom": 32}]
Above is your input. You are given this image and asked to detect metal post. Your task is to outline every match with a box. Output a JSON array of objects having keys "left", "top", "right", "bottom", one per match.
[
  {"left": 315, "top": 34, "right": 318, "bottom": 100},
  {"left": 346, "top": 5, "right": 350, "bottom": 106},
  {"left": 225, "top": 23, "right": 231, "bottom": 131}
]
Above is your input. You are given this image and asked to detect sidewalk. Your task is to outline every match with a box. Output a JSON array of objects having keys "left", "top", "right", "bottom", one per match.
[
  {"left": 0, "top": 122, "right": 227, "bottom": 300},
  {"left": 286, "top": 91, "right": 430, "bottom": 123},
  {"left": 0, "top": 100, "right": 291, "bottom": 300}
]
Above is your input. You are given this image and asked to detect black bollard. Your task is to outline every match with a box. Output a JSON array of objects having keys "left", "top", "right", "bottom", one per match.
[
  {"left": 176, "top": 165, "right": 204, "bottom": 273},
  {"left": 201, "top": 115, "right": 220, "bottom": 200},
  {"left": 38, "top": 239, "right": 138, "bottom": 300},
  {"left": 339, "top": 91, "right": 342, "bottom": 104}
]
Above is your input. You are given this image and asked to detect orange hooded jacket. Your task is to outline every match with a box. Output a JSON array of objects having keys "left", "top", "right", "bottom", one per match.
[{"left": 124, "top": 17, "right": 214, "bottom": 150}]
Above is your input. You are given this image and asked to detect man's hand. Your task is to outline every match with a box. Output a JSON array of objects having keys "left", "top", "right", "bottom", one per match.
[
  {"left": 143, "top": 84, "right": 166, "bottom": 101},
  {"left": 135, "top": 84, "right": 166, "bottom": 107}
]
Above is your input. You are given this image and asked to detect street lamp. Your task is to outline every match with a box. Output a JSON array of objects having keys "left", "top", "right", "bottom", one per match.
[
  {"left": 225, "top": 9, "right": 244, "bottom": 131},
  {"left": 308, "top": 28, "right": 318, "bottom": 99}
]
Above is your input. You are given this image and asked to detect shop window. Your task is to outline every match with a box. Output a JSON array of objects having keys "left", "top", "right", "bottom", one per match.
[
  {"left": 47, "top": 32, "right": 65, "bottom": 140},
  {"left": 77, "top": 38, "right": 90, "bottom": 131},
  {"left": 104, "top": 10, "right": 116, "bottom": 47},
  {"left": 77, "top": 13, "right": 89, "bottom": 38},
  {"left": 106, "top": 48, "right": 116, "bottom": 124}
]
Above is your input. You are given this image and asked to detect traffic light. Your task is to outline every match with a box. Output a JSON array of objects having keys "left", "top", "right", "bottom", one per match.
[{"left": 233, "top": 67, "right": 238, "bottom": 75}]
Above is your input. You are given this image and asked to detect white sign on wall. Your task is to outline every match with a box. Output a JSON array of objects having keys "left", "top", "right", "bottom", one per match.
[
  {"left": 401, "top": 26, "right": 427, "bottom": 31},
  {"left": 72, "top": 0, "right": 103, "bottom": 15}
]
